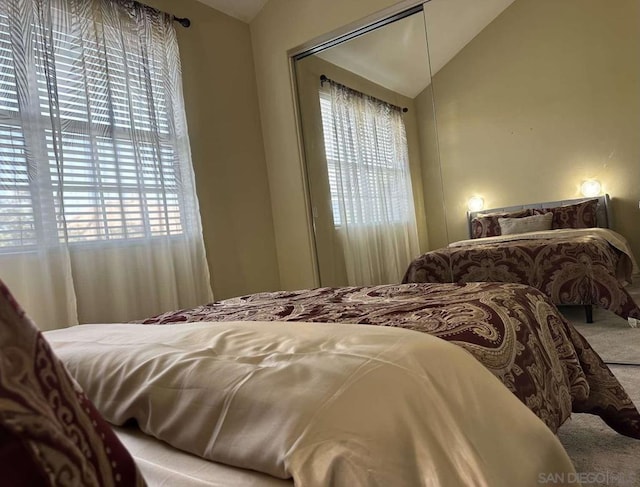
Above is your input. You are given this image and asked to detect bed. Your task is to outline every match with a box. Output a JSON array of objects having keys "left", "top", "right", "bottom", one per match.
[
  {"left": 131, "top": 281, "right": 640, "bottom": 439},
  {"left": 7, "top": 279, "right": 640, "bottom": 485},
  {"left": 403, "top": 195, "right": 640, "bottom": 323},
  {"left": 3, "top": 280, "right": 582, "bottom": 486}
]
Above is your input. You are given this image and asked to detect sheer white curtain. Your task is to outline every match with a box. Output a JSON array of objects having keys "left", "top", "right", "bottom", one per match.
[
  {"left": 0, "top": 0, "right": 212, "bottom": 329},
  {"left": 320, "top": 81, "right": 420, "bottom": 285}
]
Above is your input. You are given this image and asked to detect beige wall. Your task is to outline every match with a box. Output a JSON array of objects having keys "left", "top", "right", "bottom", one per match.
[
  {"left": 427, "top": 0, "right": 640, "bottom": 257},
  {"left": 251, "top": 0, "right": 423, "bottom": 289},
  {"left": 414, "top": 86, "right": 449, "bottom": 250},
  {"left": 145, "top": 0, "right": 280, "bottom": 299},
  {"left": 295, "top": 55, "right": 429, "bottom": 286}
]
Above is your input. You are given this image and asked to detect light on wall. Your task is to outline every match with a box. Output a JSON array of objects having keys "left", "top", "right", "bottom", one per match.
[
  {"left": 580, "top": 179, "right": 602, "bottom": 197},
  {"left": 467, "top": 196, "right": 485, "bottom": 212}
]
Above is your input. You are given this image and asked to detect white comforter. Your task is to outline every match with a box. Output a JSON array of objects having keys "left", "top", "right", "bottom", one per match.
[{"left": 46, "top": 321, "right": 578, "bottom": 486}]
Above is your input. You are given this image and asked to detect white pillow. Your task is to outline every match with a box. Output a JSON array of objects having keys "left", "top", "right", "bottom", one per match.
[{"left": 498, "top": 212, "right": 553, "bottom": 235}]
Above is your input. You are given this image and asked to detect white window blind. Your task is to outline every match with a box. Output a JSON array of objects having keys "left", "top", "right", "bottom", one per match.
[
  {"left": 0, "top": 11, "right": 185, "bottom": 252},
  {"left": 319, "top": 90, "right": 413, "bottom": 227},
  {"left": 319, "top": 92, "right": 343, "bottom": 226},
  {"left": 0, "top": 13, "right": 33, "bottom": 250}
]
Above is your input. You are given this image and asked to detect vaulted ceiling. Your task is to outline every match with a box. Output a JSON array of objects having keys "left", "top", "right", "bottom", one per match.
[
  {"left": 195, "top": 0, "right": 516, "bottom": 98},
  {"left": 194, "top": 0, "right": 268, "bottom": 23},
  {"left": 317, "top": 0, "right": 516, "bottom": 98}
]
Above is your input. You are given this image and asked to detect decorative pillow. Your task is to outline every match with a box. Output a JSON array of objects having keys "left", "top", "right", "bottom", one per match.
[
  {"left": 499, "top": 212, "right": 553, "bottom": 235},
  {"left": 533, "top": 199, "right": 598, "bottom": 229},
  {"left": 0, "top": 280, "right": 145, "bottom": 486},
  {"left": 470, "top": 209, "right": 531, "bottom": 238}
]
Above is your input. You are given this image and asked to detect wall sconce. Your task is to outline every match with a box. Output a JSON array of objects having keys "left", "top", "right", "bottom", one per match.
[
  {"left": 580, "top": 179, "right": 601, "bottom": 197},
  {"left": 467, "top": 196, "right": 485, "bottom": 212}
]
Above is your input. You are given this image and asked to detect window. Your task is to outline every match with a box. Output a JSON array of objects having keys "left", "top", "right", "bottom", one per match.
[
  {"left": 0, "top": 10, "right": 186, "bottom": 252},
  {"left": 319, "top": 89, "right": 414, "bottom": 227}
]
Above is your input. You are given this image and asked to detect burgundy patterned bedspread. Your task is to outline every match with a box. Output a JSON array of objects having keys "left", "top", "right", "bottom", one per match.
[
  {"left": 139, "top": 282, "right": 640, "bottom": 439},
  {"left": 402, "top": 235, "right": 640, "bottom": 320}
]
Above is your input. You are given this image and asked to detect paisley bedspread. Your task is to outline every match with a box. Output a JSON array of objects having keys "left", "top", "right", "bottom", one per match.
[
  {"left": 402, "top": 234, "right": 640, "bottom": 320},
  {"left": 139, "top": 282, "right": 640, "bottom": 439}
]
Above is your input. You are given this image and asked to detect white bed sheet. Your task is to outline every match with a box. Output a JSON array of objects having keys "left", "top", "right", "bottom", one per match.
[{"left": 114, "top": 425, "right": 292, "bottom": 487}]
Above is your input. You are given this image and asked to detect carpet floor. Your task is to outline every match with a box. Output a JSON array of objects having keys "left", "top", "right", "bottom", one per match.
[{"left": 556, "top": 282, "right": 640, "bottom": 487}]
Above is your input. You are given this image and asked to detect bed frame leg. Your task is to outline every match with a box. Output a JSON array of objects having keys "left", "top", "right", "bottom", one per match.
[{"left": 584, "top": 305, "right": 593, "bottom": 324}]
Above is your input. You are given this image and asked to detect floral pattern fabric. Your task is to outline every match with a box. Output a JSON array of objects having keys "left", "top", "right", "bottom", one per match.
[
  {"left": 403, "top": 235, "right": 640, "bottom": 320},
  {"left": 0, "top": 280, "right": 146, "bottom": 486},
  {"left": 533, "top": 199, "right": 599, "bottom": 229}
]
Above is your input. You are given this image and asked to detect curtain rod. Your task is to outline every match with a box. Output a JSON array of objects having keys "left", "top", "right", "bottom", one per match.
[
  {"left": 134, "top": 1, "right": 191, "bottom": 27},
  {"left": 320, "top": 75, "right": 408, "bottom": 113},
  {"left": 173, "top": 16, "right": 191, "bottom": 28}
]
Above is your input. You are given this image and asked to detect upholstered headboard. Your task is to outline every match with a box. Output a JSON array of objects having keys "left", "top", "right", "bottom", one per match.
[{"left": 467, "top": 194, "right": 612, "bottom": 239}]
